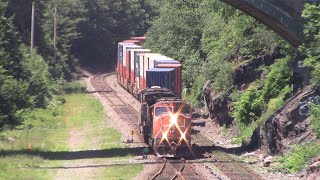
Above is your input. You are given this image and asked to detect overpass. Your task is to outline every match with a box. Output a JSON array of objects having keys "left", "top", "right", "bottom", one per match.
[{"left": 221, "top": 0, "right": 319, "bottom": 47}]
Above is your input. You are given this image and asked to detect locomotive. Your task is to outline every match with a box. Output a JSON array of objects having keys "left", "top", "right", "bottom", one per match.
[
  {"left": 139, "top": 87, "right": 192, "bottom": 157},
  {"left": 116, "top": 37, "right": 193, "bottom": 157}
]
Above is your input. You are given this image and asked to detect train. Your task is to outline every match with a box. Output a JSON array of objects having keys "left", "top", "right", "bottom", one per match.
[{"left": 116, "top": 37, "right": 193, "bottom": 157}]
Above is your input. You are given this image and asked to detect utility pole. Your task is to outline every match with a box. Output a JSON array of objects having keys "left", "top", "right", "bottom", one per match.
[
  {"left": 54, "top": 7, "right": 57, "bottom": 63},
  {"left": 30, "top": 2, "right": 35, "bottom": 52}
]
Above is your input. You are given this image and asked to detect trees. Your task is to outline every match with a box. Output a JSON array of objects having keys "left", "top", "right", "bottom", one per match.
[
  {"left": 0, "top": 0, "right": 157, "bottom": 128},
  {"left": 299, "top": 4, "right": 320, "bottom": 86},
  {"left": 74, "top": 0, "right": 153, "bottom": 67},
  {"left": 145, "top": 0, "right": 280, "bottom": 106}
]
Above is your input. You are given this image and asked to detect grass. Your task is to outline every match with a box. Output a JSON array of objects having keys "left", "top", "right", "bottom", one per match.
[
  {"left": 0, "top": 92, "right": 141, "bottom": 179},
  {"left": 0, "top": 155, "right": 53, "bottom": 180},
  {"left": 274, "top": 142, "right": 320, "bottom": 173},
  {"left": 102, "top": 165, "right": 143, "bottom": 180}
]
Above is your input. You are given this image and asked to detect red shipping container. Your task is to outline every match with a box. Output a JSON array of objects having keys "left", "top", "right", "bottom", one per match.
[
  {"left": 125, "top": 50, "right": 130, "bottom": 85},
  {"left": 123, "top": 39, "right": 139, "bottom": 44},
  {"left": 157, "top": 64, "right": 182, "bottom": 96},
  {"left": 130, "top": 37, "right": 146, "bottom": 45},
  {"left": 139, "top": 76, "right": 144, "bottom": 91}
]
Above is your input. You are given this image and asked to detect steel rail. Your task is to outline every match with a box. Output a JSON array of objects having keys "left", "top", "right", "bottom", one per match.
[{"left": 195, "top": 132, "right": 263, "bottom": 180}]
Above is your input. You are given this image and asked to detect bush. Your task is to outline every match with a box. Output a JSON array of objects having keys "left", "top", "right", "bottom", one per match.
[
  {"left": 261, "top": 56, "right": 292, "bottom": 101},
  {"left": 63, "top": 82, "right": 86, "bottom": 94},
  {"left": 232, "top": 86, "right": 264, "bottom": 125},
  {"left": 310, "top": 105, "right": 320, "bottom": 138},
  {"left": 276, "top": 143, "right": 320, "bottom": 173}
]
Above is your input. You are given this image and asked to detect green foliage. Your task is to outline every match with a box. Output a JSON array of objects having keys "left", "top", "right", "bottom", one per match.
[
  {"left": 310, "top": 105, "right": 320, "bottom": 138},
  {"left": 146, "top": 0, "right": 281, "bottom": 105},
  {"left": 276, "top": 143, "right": 320, "bottom": 173},
  {"left": 0, "top": 67, "right": 29, "bottom": 127},
  {"left": 102, "top": 165, "right": 143, "bottom": 179},
  {"left": 299, "top": 4, "right": 320, "bottom": 86},
  {"left": 0, "top": 0, "right": 157, "bottom": 128},
  {"left": 0, "top": 155, "right": 50, "bottom": 179},
  {"left": 41, "top": 0, "right": 86, "bottom": 78},
  {"left": 233, "top": 86, "right": 264, "bottom": 125},
  {"left": 0, "top": 2, "right": 24, "bottom": 79},
  {"left": 22, "top": 48, "right": 53, "bottom": 107},
  {"left": 63, "top": 82, "right": 86, "bottom": 94},
  {"left": 261, "top": 56, "right": 292, "bottom": 101},
  {"left": 75, "top": 0, "right": 153, "bottom": 66},
  {"left": 232, "top": 85, "right": 291, "bottom": 144}
]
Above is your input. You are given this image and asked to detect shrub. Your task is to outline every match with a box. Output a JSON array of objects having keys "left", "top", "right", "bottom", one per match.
[
  {"left": 63, "top": 82, "right": 86, "bottom": 94},
  {"left": 277, "top": 143, "right": 320, "bottom": 173},
  {"left": 232, "top": 86, "right": 264, "bottom": 125},
  {"left": 310, "top": 105, "right": 320, "bottom": 138},
  {"left": 261, "top": 56, "right": 292, "bottom": 101}
]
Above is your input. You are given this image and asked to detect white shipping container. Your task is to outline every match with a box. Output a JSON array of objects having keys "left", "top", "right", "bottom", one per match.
[
  {"left": 141, "top": 53, "right": 162, "bottom": 79},
  {"left": 122, "top": 44, "right": 141, "bottom": 67},
  {"left": 118, "top": 42, "right": 134, "bottom": 63},
  {"left": 149, "top": 55, "right": 173, "bottom": 68},
  {"left": 130, "top": 49, "right": 151, "bottom": 72}
]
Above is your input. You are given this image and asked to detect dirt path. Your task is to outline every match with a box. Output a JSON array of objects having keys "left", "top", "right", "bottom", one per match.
[
  {"left": 54, "top": 73, "right": 147, "bottom": 180},
  {"left": 54, "top": 75, "right": 113, "bottom": 180}
]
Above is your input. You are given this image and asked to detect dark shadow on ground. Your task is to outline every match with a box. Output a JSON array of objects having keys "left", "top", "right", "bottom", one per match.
[
  {"left": 191, "top": 121, "right": 206, "bottom": 127},
  {"left": 196, "top": 145, "right": 248, "bottom": 155},
  {"left": 0, "top": 146, "right": 149, "bottom": 160}
]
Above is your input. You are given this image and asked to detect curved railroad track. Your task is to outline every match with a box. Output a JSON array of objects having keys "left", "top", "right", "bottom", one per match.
[
  {"left": 90, "top": 73, "right": 263, "bottom": 179},
  {"left": 90, "top": 73, "right": 143, "bottom": 142},
  {"left": 150, "top": 158, "right": 202, "bottom": 180},
  {"left": 192, "top": 133, "right": 264, "bottom": 180}
]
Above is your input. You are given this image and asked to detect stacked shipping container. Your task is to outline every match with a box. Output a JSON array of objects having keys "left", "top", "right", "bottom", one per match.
[{"left": 116, "top": 37, "right": 183, "bottom": 97}]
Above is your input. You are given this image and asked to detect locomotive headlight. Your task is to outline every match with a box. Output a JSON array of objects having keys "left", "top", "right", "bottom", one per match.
[
  {"left": 181, "top": 132, "right": 186, "bottom": 140},
  {"left": 171, "top": 116, "right": 177, "bottom": 125},
  {"left": 162, "top": 132, "right": 167, "bottom": 139}
]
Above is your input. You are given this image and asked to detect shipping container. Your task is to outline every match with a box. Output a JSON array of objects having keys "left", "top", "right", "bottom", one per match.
[
  {"left": 130, "top": 37, "right": 146, "bottom": 45},
  {"left": 139, "top": 53, "right": 162, "bottom": 90},
  {"left": 157, "top": 63, "right": 182, "bottom": 96},
  {"left": 117, "top": 42, "right": 135, "bottom": 83},
  {"left": 122, "top": 39, "right": 140, "bottom": 44},
  {"left": 129, "top": 49, "right": 151, "bottom": 93},
  {"left": 146, "top": 68, "right": 176, "bottom": 92},
  {"left": 154, "top": 59, "right": 180, "bottom": 68},
  {"left": 147, "top": 55, "right": 171, "bottom": 69},
  {"left": 122, "top": 44, "right": 141, "bottom": 88}
]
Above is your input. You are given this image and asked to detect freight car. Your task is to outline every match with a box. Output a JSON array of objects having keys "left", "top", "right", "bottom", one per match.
[{"left": 116, "top": 37, "right": 192, "bottom": 157}]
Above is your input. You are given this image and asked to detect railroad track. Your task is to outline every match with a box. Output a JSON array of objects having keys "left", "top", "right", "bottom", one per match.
[
  {"left": 150, "top": 159, "right": 201, "bottom": 180},
  {"left": 91, "top": 73, "right": 263, "bottom": 179},
  {"left": 90, "top": 73, "right": 143, "bottom": 142},
  {"left": 192, "top": 133, "right": 263, "bottom": 180}
]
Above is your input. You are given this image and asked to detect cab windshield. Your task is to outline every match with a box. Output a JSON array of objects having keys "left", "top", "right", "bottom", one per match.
[
  {"left": 155, "top": 107, "right": 172, "bottom": 116},
  {"left": 174, "top": 105, "right": 191, "bottom": 116}
]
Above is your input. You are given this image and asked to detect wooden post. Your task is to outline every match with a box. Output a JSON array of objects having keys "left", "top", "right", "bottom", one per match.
[
  {"left": 54, "top": 7, "right": 57, "bottom": 62},
  {"left": 31, "top": 2, "right": 35, "bottom": 52}
]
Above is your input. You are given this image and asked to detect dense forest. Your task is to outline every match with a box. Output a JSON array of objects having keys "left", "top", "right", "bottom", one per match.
[
  {"left": 0, "top": 0, "right": 155, "bottom": 128},
  {"left": 0, "top": 0, "right": 319, "bottom": 148}
]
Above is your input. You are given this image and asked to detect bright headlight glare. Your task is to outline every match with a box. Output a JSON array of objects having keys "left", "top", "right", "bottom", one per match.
[
  {"left": 181, "top": 132, "right": 186, "bottom": 140},
  {"left": 171, "top": 116, "right": 177, "bottom": 125},
  {"left": 162, "top": 132, "right": 167, "bottom": 139}
]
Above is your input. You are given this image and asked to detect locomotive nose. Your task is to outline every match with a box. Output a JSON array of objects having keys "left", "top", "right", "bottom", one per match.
[{"left": 170, "top": 142, "right": 177, "bottom": 150}]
